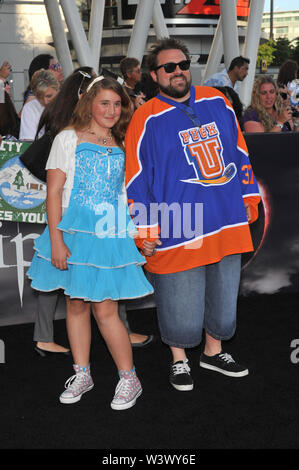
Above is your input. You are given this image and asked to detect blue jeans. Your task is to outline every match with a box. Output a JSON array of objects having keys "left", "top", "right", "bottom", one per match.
[{"left": 146, "top": 254, "right": 241, "bottom": 348}]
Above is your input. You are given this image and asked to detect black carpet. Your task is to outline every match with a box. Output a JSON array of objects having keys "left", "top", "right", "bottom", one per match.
[{"left": 1, "top": 293, "right": 299, "bottom": 452}]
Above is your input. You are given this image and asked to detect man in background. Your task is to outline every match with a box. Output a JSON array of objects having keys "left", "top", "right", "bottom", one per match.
[
  {"left": 120, "top": 57, "right": 145, "bottom": 108},
  {"left": 204, "top": 55, "right": 250, "bottom": 93}
]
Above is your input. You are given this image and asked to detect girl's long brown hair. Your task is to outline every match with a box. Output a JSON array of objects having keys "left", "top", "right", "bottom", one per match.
[{"left": 70, "top": 77, "right": 132, "bottom": 150}]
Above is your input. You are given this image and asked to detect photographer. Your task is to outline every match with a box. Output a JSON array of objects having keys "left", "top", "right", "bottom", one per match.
[
  {"left": 120, "top": 57, "right": 146, "bottom": 110},
  {"left": 0, "top": 61, "right": 12, "bottom": 99},
  {"left": 277, "top": 59, "right": 299, "bottom": 131}
]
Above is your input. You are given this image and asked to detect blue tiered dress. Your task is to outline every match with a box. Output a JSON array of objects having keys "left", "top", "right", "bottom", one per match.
[{"left": 27, "top": 142, "right": 153, "bottom": 302}]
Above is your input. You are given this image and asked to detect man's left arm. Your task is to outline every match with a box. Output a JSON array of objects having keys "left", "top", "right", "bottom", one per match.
[{"left": 235, "top": 124, "right": 261, "bottom": 224}]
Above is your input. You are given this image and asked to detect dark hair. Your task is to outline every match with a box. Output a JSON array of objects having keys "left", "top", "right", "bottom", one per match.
[
  {"left": 36, "top": 67, "right": 94, "bottom": 139},
  {"left": 0, "top": 91, "right": 20, "bottom": 138},
  {"left": 277, "top": 60, "right": 298, "bottom": 85},
  {"left": 228, "top": 56, "right": 250, "bottom": 71},
  {"left": 70, "top": 76, "right": 132, "bottom": 149},
  {"left": 28, "top": 54, "right": 54, "bottom": 81},
  {"left": 214, "top": 86, "right": 244, "bottom": 129},
  {"left": 120, "top": 57, "right": 140, "bottom": 79},
  {"left": 23, "top": 54, "right": 54, "bottom": 104},
  {"left": 73, "top": 65, "right": 95, "bottom": 75},
  {"left": 134, "top": 72, "right": 159, "bottom": 100},
  {"left": 146, "top": 37, "right": 190, "bottom": 71}
]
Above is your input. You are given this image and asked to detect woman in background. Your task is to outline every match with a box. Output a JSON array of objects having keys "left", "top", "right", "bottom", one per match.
[
  {"left": 277, "top": 59, "right": 299, "bottom": 110},
  {"left": 243, "top": 75, "right": 293, "bottom": 133},
  {"left": 23, "top": 54, "right": 64, "bottom": 106},
  {"left": 19, "top": 69, "right": 59, "bottom": 140}
]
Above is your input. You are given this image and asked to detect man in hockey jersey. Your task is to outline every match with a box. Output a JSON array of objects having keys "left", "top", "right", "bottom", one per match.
[{"left": 125, "top": 38, "right": 260, "bottom": 391}]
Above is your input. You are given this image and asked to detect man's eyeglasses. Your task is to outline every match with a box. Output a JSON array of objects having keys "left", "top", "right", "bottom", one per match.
[
  {"left": 49, "top": 63, "right": 61, "bottom": 71},
  {"left": 154, "top": 60, "right": 191, "bottom": 74},
  {"left": 77, "top": 70, "right": 92, "bottom": 98}
]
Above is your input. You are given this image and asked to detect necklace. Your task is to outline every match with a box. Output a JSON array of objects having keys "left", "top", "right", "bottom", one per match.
[{"left": 87, "top": 128, "right": 113, "bottom": 145}]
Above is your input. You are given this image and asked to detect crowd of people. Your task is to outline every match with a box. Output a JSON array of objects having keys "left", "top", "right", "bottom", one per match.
[{"left": 0, "top": 40, "right": 298, "bottom": 411}]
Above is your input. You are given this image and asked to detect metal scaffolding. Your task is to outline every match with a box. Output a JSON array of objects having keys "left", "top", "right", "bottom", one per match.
[{"left": 43, "top": 0, "right": 264, "bottom": 105}]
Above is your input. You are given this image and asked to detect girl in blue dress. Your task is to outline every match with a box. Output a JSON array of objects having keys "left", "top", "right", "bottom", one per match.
[{"left": 27, "top": 76, "right": 153, "bottom": 410}]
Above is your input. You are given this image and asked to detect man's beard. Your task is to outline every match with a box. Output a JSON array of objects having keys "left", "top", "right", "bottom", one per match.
[{"left": 158, "top": 74, "right": 191, "bottom": 99}]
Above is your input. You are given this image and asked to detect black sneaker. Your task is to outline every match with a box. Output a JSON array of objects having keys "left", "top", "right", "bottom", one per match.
[
  {"left": 199, "top": 352, "right": 249, "bottom": 377},
  {"left": 170, "top": 359, "right": 194, "bottom": 391}
]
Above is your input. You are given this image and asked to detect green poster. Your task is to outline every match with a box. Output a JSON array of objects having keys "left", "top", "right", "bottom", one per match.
[{"left": 0, "top": 140, "right": 46, "bottom": 224}]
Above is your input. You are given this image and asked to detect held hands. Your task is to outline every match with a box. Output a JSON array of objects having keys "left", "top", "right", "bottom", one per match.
[
  {"left": 51, "top": 240, "right": 71, "bottom": 270},
  {"left": 142, "top": 239, "right": 162, "bottom": 257}
]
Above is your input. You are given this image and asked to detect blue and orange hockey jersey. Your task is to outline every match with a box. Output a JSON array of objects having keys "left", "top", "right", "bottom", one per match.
[{"left": 125, "top": 86, "right": 260, "bottom": 274}]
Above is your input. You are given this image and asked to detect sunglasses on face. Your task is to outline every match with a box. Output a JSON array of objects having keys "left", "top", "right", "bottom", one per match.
[
  {"left": 154, "top": 59, "right": 191, "bottom": 74},
  {"left": 49, "top": 63, "right": 61, "bottom": 71}
]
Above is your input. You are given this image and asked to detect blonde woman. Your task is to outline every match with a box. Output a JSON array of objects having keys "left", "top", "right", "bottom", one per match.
[
  {"left": 243, "top": 75, "right": 293, "bottom": 133},
  {"left": 19, "top": 69, "right": 59, "bottom": 140}
]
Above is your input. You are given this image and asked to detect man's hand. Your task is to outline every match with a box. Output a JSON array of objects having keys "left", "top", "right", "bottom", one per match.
[
  {"left": 142, "top": 239, "right": 162, "bottom": 256},
  {"left": 244, "top": 203, "right": 252, "bottom": 223}
]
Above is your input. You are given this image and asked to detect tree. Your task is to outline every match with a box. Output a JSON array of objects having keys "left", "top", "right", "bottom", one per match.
[
  {"left": 272, "top": 37, "right": 293, "bottom": 66},
  {"left": 257, "top": 39, "right": 276, "bottom": 68},
  {"left": 291, "top": 37, "right": 299, "bottom": 64},
  {"left": 13, "top": 170, "right": 24, "bottom": 190}
]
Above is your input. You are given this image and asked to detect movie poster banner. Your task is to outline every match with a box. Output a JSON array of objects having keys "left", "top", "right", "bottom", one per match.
[
  {"left": 1, "top": 132, "right": 299, "bottom": 327},
  {"left": 0, "top": 140, "right": 46, "bottom": 224}
]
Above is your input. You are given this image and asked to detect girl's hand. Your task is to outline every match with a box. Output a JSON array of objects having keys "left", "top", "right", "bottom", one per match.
[{"left": 51, "top": 240, "right": 71, "bottom": 270}]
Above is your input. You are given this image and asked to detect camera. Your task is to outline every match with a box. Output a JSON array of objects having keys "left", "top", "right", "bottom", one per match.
[
  {"left": 292, "top": 107, "right": 299, "bottom": 118},
  {"left": 280, "top": 92, "right": 288, "bottom": 100}
]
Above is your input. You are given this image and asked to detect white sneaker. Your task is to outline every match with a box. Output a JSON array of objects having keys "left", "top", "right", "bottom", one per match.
[
  {"left": 111, "top": 369, "right": 142, "bottom": 411},
  {"left": 59, "top": 365, "right": 94, "bottom": 404}
]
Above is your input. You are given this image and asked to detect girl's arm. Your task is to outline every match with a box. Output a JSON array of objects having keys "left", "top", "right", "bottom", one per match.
[{"left": 46, "top": 168, "right": 71, "bottom": 270}]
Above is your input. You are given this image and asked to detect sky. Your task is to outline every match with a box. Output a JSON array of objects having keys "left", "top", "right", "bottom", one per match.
[{"left": 264, "top": 0, "right": 299, "bottom": 12}]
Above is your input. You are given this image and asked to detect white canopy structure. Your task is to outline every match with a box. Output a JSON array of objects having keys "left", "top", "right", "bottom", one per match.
[{"left": 43, "top": 0, "right": 265, "bottom": 107}]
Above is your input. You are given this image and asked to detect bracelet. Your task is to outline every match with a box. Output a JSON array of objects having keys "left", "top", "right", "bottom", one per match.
[{"left": 274, "top": 122, "right": 284, "bottom": 129}]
